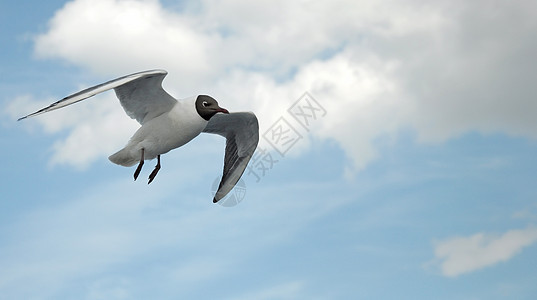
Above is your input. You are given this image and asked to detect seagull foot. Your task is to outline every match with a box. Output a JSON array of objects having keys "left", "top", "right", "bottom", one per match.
[
  {"left": 134, "top": 160, "right": 144, "bottom": 181},
  {"left": 133, "top": 148, "right": 145, "bottom": 181},
  {"left": 148, "top": 155, "right": 161, "bottom": 184},
  {"left": 148, "top": 165, "right": 160, "bottom": 184}
]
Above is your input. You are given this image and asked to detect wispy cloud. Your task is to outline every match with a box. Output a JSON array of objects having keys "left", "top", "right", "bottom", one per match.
[
  {"left": 512, "top": 204, "right": 537, "bottom": 221},
  {"left": 430, "top": 227, "right": 537, "bottom": 277},
  {"left": 230, "top": 280, "right": 307, "bottom": 300},
  {"left": 0, "top": 171, "right": 350, "bottom": 298}
]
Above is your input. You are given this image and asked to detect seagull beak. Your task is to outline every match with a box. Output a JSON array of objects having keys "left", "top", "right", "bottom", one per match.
[{"left": 216, "top": 107, "right": 229, "bottom": 114}]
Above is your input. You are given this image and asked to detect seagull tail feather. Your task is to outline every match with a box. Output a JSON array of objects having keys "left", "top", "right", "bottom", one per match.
[{"left": 109, "top": 148, "right": 138, "bottom": 167}]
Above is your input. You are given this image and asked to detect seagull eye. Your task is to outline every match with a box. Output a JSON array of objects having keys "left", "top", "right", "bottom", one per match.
[{"left": 202, "top": 101, "right": 209, "bottom": 107}]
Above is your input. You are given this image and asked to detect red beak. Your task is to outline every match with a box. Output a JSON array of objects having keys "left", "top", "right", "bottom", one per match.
[{"left": 216, "top": 107, "right": 229, "bottom": 114}]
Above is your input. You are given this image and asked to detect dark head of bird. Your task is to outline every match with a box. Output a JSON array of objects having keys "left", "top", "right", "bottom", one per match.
[{"left": 195, "top": 95, "right": 229, "bottom": 121}]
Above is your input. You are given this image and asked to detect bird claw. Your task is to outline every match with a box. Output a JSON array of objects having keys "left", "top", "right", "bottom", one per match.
[
  {"left": 133, "top": 160, "right": 144, "bottom": 181},
  {"left": 148, "top": 155, "right": 161, "bottom": 184},
  {"left": 148, "top": 165, "right": 160, "bottom": 184},
  {"left": 134, "top": 148, "right": 145, "bottom": 181}
]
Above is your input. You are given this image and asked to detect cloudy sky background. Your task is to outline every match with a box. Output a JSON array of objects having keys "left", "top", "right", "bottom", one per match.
[{"left": 1, "top": 0, "right": 537, "bottom": 298}]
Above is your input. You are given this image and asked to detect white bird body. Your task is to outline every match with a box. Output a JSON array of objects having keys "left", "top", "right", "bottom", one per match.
[{"left": 109, "top": 96, "right": 208, "bottom": 166}]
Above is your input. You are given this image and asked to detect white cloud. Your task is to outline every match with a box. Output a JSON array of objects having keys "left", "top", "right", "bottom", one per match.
[
  {"left": 8, "top": 93, "right": 139, "bottom": 169},
  {"left": 46, "top": 97, "right": 139, "bottom": 169},
  {"left": 35, "top": 0, "right": 215, "bottom": 86},
  {"left": 431, "top": 227, "right": 537, "bottom": 277},
  {"left": 12, "top": 0, "right": 537, "bottom": 172}
]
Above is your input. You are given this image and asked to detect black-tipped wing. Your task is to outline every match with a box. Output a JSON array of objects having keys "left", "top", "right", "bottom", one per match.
[
  {"left": 203, "top": 112, "right": 259, "bottom": 203},
  {"left": 18, "top": 69, "right": 177, "bottom": 124}
]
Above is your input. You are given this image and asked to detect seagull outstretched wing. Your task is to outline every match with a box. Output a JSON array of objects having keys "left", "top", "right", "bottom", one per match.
[
  {"left": 18, "top": 69, "right": 176, "bottom": 124},
  {"left": 203, "top": 112, "right": 259, "bottom": 203}
]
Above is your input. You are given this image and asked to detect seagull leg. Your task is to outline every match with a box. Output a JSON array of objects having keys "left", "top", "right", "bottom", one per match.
[
  {"left": 148, "top": 155, "right": 161, "bottom": 184},
  {"left": 133, "top": 148, "right": 145, "bottom": 181}
]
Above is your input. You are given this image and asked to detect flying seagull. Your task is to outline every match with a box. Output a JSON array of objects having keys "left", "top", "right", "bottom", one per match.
[{"left": 18, "top": 69, "right": 259, "bottom": 203}]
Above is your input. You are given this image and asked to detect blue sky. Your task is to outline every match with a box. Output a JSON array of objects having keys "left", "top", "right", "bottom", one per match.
[{"left": 2, "top": 0, "right": 537, "bottom": 299}]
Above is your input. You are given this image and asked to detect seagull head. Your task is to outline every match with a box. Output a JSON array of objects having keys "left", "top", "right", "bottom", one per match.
[{"left": 196, "top": 95, "right": 229, "bottom": 120}]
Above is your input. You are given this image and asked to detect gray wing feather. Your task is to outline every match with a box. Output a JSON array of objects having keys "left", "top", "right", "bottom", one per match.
[
  {"left": 113, "top": 70, "right": 176, "bottom": 124},
  {"left": 203, "top": 112, "right": 259, "bottom": 203},
  {"left": 18, "top": 69, "right": 176, "bottom": 124}
]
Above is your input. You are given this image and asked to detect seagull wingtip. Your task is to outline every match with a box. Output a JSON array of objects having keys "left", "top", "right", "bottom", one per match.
[{"left": 18, "top": 112, "right": 38, "bottom": 121}]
